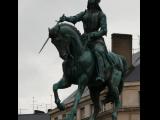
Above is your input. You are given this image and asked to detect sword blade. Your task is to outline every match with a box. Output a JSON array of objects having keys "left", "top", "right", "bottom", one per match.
[{"left": 39, "top": 37, "right": 50, "bottom": 54}]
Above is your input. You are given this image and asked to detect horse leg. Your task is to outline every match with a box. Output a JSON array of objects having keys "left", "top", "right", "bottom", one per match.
[
  {"left": 64, "top": 74, "right": 88, "bottom": 120},
  {"left": 89, "top": 88, "right": 101, "bottom": 120},
  {"left": 112, "top": 87, "right": 121, "bottom": 120},
  {"left": 53, "top": 78, "right": 71, "bottom": 111}
]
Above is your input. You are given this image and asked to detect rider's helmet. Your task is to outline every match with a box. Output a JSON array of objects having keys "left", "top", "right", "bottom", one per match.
[
  {"left": 87, "top": 0, "right": 102, "bottom": 11},
  {"left": 88, "top": 0, "right": 101, "bottom": 4}
]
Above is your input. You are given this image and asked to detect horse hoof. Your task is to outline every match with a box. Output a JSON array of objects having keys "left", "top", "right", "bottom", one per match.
[
  {"left": 55, "top": 98, "right": 61, "bottom": 105},
  {"left": 58, "top": 102, "right": 65, "bottom": 111}
]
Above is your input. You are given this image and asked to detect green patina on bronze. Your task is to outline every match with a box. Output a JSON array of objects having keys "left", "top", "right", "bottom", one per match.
[{"left": 46, "top": 0, "right": 128, "bottom": 120}]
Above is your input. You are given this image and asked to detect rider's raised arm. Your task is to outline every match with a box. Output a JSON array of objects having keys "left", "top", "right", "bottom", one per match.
[
  {"left": 63, "top": 11, "right": 86, "bottom": 24},
  {"left": 90, "top": 12, "right": 107, "bottom": 38}
]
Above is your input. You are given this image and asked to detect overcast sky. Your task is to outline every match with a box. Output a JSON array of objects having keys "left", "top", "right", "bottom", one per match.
[{"left": 18, "top": 0, "right": 140, "bottom": 114}]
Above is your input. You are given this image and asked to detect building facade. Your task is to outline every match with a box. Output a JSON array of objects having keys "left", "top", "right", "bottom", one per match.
[{"left": 49, "top": 34, "right": 140, "bottom": 120}]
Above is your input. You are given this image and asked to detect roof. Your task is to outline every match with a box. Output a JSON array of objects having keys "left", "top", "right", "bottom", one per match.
[
  {"left": 132, "top": 52, "right": 140, "bottom": 67},
  {"left": 63, "top": 86, "right": 90, "bottom": 104},
  {"left": 18, "top": 114, "right": 50, "bottom": 120},
  {"left": 125, "top": 52, "right": 140, "bottom": 81},
  {"left": 62, "top": 51, "right": 140, "bottom": 105},
  {"left": 125, "top": 64, "right": 140, "bottom": 81}
]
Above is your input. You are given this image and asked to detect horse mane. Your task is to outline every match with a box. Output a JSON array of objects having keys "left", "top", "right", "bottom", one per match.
[{"left": 59, "top": 23, "right": 82, "bottom": 37}]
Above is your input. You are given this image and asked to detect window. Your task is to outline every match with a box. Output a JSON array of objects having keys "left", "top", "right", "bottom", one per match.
[
  {"left": 99, "top": 101, "right": 104, "bottom": 113},
  {"left": 90, "top": 104, "right": 94, "bottom": 114},
  {"left": 80, "top": 107, "right": 85, "bottom": 119},
  {"left": 62, "top": 114, "right": 66, "bottom": 120},
  {"left": 102, "top": 103, "right": 105, "bottom": 112},
  {"left": 54, "top": 117, "right": 58, "bottom": 120}
]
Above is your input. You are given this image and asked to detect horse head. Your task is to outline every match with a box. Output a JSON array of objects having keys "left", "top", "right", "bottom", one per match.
[
  {"left": 49, "top": 23, "right": 83, "bottom": 60},
  {"left": 48, "top": 24, "right": 72, "bottom": 60}
]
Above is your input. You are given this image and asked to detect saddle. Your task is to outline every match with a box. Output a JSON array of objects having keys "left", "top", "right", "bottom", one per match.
[{"left": 106, "top": 52, "right": 124, "bottom": 71}]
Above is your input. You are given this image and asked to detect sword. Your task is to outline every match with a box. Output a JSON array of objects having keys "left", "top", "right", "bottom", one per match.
[
  {"left": 38, "top": 20, "right": 60, "bottom": 54},
  {"left": 38, "top": 37, "right": 50, "bottom": 54}
]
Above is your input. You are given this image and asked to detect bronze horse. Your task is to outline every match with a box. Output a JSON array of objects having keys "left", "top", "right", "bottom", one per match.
[{"left": 49, "top": 23, "right": 127, "bottom": 120}]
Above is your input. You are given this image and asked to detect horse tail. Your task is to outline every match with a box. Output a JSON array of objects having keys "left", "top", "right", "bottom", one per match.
[
  {"left": 118, "top": 57, "right": 128, "bottom": 94},
  {"left": 118, "top": 77, "right": 124, "bottom": 95},
  {"left": 123, "top": 57, "right": 128, "bottom": 74}
]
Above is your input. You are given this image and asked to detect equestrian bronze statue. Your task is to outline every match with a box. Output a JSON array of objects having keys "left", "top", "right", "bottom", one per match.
[{"left": 40, "top": 0, "right": 128, "bottom": 120}]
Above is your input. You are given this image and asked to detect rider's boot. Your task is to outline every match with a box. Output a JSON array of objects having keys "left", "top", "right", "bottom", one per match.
[
  {"left": 95, "top": 51, "right": 105, "bottom": 83},
  {"left": 105, "top": 78, "right": 115, "bottom": 103}
]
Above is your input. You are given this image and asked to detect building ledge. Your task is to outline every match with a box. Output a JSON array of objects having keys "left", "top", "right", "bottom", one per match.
[{"left": 81, "top": 107, "right": 140, "bottom": 120}]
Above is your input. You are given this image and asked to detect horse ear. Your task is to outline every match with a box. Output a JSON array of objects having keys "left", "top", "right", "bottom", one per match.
[
  {"left": 48, "top": 27, "right": 51, "bottom": 38},
  {"left": 48, "top": 27, "right": 50, "bottom": 32}
]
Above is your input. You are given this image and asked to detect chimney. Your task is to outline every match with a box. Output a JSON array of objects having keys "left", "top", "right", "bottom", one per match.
[{"left": 111, "top": 33, "right": 132, "bottom": 67}]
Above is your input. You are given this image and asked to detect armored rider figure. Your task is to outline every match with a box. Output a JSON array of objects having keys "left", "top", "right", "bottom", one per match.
[{"left": 59, "top": 0, "right": 111, "bottom": 84}]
